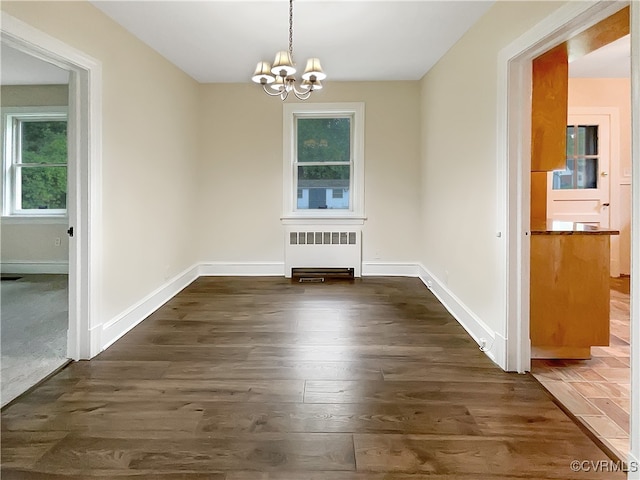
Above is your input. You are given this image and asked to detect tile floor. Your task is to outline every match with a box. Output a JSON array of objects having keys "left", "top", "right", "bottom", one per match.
[{"left": 531, "top": 276, "right": 631, "bottom": 461}]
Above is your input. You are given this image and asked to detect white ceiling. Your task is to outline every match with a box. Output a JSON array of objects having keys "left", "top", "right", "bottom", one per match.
[
  {"left": 1, "top": 2, "right": 631, "bottom": 86},
  {"left": 569, "top": 34, "right": 631, "bottom": 78},
  {"left": 89, "top": 0, "right": 495, "bottom": 82}
]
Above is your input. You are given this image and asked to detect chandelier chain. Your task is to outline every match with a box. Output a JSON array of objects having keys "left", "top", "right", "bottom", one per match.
[{"left": 288, "top": 0, "right": 294, "bottom": 58}]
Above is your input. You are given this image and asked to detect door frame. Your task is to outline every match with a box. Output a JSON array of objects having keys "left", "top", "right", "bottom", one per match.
[
  {"left": 1, "top": 13, "right": 103, "bottom": 359},
  {"left": 498, "top": 0, "right": 630, "bottom": 371},
  {"left": 498, "top": 0, "right": 639, "bottom": 469}
]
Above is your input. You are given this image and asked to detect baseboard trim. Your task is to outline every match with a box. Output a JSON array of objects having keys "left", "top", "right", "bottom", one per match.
[
  {"left": 199, "top": 262, "right": 284, "bottom": 276},
  {"left": 1, "top": 261, "right": 68, "bottom": 274},
  {"left": 361, "top": 262, "right": 419, "bottom": 277},
  {"left": 101, "top": 264, "right": 199, "bottom": 351},
  {"left": 95, "top": 261, "right": 506, "bottom": 371},
  {"left": 416, "top": 263, "right": 505, "bottom": 369}
]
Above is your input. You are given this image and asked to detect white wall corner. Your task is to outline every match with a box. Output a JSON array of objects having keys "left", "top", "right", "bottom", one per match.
[
  {"left": 100, "top": 264, "right": 199, "bottom": 352},
  {"left": 199, "top": 262, "right": 285, "bottom": 277},
  {"left": 361, "top": 262, "right": 419, "bottom": 277},
  {"left": 0, "top": 261, "right": 68, "bottom": 274},
  {"left": 417, "top": 263, "right": 505, "bottom": 370}
]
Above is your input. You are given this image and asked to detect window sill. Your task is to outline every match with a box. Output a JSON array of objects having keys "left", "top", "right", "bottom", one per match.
[
  {"left": 281, "top": 215, "right": 366, "bottom": 226},
  {"left": 1, "top": 215, "right": 68, "bottom": 225}
]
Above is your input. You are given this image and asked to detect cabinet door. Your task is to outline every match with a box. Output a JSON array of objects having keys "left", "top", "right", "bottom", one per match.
[
  {"left": 530, "top": 234, "right": 610, "bottom": 348},
  {"left": 531, "top": 44, "right": 568, "bottom": 172}
]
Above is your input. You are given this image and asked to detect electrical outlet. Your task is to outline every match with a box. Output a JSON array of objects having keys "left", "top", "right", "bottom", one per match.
[{"left": 54, "top": 237, "right": 61, "bottom": 247}]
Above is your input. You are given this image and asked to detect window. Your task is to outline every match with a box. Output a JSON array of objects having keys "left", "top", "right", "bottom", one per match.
[
  {"left": 282, "top": 103, "right": 364, "bottom": 221},
  {"left": 552, "top": 125, "right": 598, "bottom": 190},
  {"left": 2, "top": 107, "right": 68, "bottom": 216}
]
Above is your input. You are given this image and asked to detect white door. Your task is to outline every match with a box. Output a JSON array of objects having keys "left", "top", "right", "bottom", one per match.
[{"left": 547, "top": 113, "right": 611, "bottom": 227}]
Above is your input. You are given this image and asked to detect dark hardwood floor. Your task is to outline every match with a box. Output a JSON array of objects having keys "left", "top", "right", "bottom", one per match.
[{"left": 1, "top": 277, "right": 624, "bottom": 479}]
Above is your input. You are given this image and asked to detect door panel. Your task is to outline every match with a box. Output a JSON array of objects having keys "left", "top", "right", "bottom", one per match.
[{"left": 547, "top": 113, "right": 610, "bottom": 227}]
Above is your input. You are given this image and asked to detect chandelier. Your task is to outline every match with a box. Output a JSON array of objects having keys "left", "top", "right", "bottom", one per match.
[{"left": 251, "top": 0, "right": 326, "bottom": 101}]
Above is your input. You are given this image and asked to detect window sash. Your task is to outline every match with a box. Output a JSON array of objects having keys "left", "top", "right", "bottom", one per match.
[
  {"left": 282, "top": 102, "right": 365, "bottom": 221},
  {"left": 293, "top": 113, "right": 354, "bottom": 213},
  {"left": 2, "top": 108, "right": 68, "bottom": 216}
]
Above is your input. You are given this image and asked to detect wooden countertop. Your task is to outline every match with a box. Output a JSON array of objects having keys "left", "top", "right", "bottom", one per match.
[{"left": 531, "top": 220, "right": 620, "bottom": 235}]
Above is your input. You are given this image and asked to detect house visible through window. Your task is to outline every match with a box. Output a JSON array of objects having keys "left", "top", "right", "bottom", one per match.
[
  {"left": 2, "top": 107, "right": 68, "bottom": 216},
  {"left": 282, "top": 103, "right": 364, "bottom": 220}
]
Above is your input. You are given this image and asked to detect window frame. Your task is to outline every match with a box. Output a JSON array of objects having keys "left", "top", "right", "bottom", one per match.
[
  {"left": 2, "top": 106, "right": 69, "bottom": 219},
  {"left": 282, "top": 102, "right": 365, "bottom": 223}
]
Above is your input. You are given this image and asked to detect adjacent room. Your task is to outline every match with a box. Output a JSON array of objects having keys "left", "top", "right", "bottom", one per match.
[
  {"left": 1, "top": 45, "right": 71, "bottom": 406},
  {"left": 1, "top": 0, "right": 638, "bottom": 478}
]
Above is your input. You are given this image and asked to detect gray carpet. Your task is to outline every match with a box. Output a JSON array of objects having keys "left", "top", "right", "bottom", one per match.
[{"left": 1, "top": 274, "right": 68, "bottom": 407}]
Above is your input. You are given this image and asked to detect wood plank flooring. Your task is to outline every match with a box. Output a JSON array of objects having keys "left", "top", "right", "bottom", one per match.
[
  {"left": 531, "top": 276, "right": 631, "bottom": 460},
  {"left": 1, "top": 277, "right": 624, "bottom": 479}
]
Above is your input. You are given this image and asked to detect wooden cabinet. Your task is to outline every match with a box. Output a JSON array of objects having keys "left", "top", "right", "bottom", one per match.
[
  {"left": 531, "top": 44, "right": 568, "bottom": 172},
  {"left": 530, "top": 225, "right": 618, "bottom": 359}
]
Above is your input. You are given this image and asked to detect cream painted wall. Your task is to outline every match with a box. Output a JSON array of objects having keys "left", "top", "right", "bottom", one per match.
[
  {"left": 419, "top": 1, "right": 566, "bottom": 334},
  {"left": 197, "top": 82, "right": 421, "bottom": 265},
  {"left": 1, "top": 2, "right": 200, "bottom": 324},
  {"left": 1, "top": 85, "right": 70, "bottom": 269},
  {"left": 568, "top": 78, "right": 632, "bottom": 275}
]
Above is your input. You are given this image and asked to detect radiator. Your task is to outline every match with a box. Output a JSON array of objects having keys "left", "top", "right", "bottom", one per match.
[{"left": 284, "top": 228, "right": 362, "bottom": 278}]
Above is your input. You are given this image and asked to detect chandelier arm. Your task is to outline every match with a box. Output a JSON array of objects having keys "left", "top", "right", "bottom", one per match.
[
  {"left": 262, "top": 83, "right": 286, "bottom": 97},
  {"left": 293, "top": 89, "right": 312, "bottom": 101},
  {"left": 292, "top": 83, "right": 312, "bottom": 95}
]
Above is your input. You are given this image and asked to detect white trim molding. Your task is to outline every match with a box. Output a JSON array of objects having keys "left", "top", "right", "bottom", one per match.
[
  {"left": 416, "top": 263, "right": 505, "bottom": 368},
  {"left": 101, "top": 264, "right": 199, "bottom": 351},
  {"left": 361, "top": 262, "right": 419, "bottom": 277},
  {"left": 86, "top": 261, "right": 502, "bottom": 371},
  {"left": 630, "top": 0, "right": 640, "bottom": 471},
  {"left": 199, "top": 262, "right": 285, "bottom": 277},
  {"left": 0, "top": 261, "right": 68, "bottom": 274},
  {"left": 282, "top": 102, "right": 365, "bottom": 222}
]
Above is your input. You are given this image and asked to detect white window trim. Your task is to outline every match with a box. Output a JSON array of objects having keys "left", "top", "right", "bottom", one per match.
[
  {"left": 281, "top": 102, "right": 365, "bottom": 223},
  {"left": 2, "top": 106, "right": 69, "bottom": 219}
]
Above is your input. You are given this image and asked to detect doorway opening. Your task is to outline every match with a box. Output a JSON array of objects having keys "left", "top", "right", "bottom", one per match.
[
  {"left": 500, "top": 0, "right": 636, "bottom": 466},
  {"left": 0, "top": 12, "right": 103, "bottom": 404},
  {"left": 0, "top": 43, "right": 72, "bottom": 407},
  {"left": 530, "top": 33, "right": 632, "bottom": 461}
]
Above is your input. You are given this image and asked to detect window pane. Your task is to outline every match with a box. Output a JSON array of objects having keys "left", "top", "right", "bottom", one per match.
[
  {"left": 566, "top": 126, "right": 575, "bottom": 157},
  {"left": 576, "top": 158, "right": 598, "bottom": 188},
  {"left": 21, "top": 120, "right": 67, "bottom": 165},
  {"left": 19, "top": 166, "right": 67, "bottom": 209},
  {"left": 297, "top": 117, "right": 350, "bottom": 163},
  {"left": 297, "top": 165, "right": 350, "bottom": 210},
  {"left": 576, "top": 125, "right": 597, "bottom": 156},
  {"left": 552, "top": 157, "right": 598, "bottom": 190}
]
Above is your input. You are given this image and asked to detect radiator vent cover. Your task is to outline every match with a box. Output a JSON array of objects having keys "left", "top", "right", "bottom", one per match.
[
  {"left": 284, "top": 228, "right": 362, "bottom": 278},
  {"left": 289, "top": 231, "right": 357, "bottom": 245}
]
